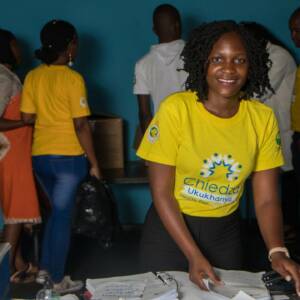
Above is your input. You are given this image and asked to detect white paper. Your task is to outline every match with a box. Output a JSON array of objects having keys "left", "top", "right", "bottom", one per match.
[
  {"left": 86, "top": 269, "right": 270, "bottom": 300},
  {"left": 209, "top": 269, "right": 270, "bottom": 300}
]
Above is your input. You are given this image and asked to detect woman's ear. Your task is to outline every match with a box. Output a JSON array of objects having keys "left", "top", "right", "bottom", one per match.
[{"left": 67, "top": 38, "right": 78, "bottom": 59}]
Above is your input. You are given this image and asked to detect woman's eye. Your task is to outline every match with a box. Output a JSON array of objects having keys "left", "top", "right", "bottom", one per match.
[
  {"left": 234, "top": 57, "right": 247, "bottom": 64},
  {"left": 210, "top": 57, "right": 222, "bottom": 64}
]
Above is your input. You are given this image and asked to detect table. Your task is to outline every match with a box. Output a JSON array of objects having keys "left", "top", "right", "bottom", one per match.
[{"left": 102, "top": 160, "right": 149, "bottom": 184}]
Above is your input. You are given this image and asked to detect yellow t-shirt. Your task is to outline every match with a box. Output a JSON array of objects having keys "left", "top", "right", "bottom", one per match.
[
  {"left": 137, "top": 92, "right": 284, "bottom": 217},
  {"left": 291, "top": 66, "right": 300, "bottom": 132},
  {"left": 20, "top": 64, "right": 90, "bottom": 155}
]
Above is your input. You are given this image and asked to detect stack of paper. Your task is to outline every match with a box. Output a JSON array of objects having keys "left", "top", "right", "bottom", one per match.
[
  {"left": 86, "top": 269, "right": 270, "bottom": 300},
  {"left": 86, "top": 272, "right": 179, "bottom": 300}
]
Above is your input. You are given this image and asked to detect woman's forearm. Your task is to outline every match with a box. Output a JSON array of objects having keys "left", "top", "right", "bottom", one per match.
[
  {"left": 74, "top": 117, "right": 98, "bottom": 167},
  {"left": 153, "top": 193, "right": 204, "bottom": 261},
  {"left": 149, "top": 163, "right": 203, "bottom": 261},
  {"left": 255, "top": 198, "right": 284, "bottom": 250},
  {"left": 252, "top": 168, "right": 285, "bottom": 250},
  {"left": 0, "top": 118, "right": 25, "bottom": 131}
]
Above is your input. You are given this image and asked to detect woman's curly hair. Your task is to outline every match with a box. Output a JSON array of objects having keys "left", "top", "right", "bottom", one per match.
[{"left": 181, "top": 20, "right": 273, "bottom": 101}]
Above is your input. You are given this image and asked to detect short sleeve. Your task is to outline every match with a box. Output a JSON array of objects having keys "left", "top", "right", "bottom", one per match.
[
  {"left": 0, "top": 74, "right": 12, "bottom": 116},
  {"left": 68, "top": 73, "right": 90, "bottom": 118},
  {"left": 20, "top": 72, "right": 36, "bottom": 114},
  {"left": 133, "top": 62, "right": 150, "bottom": 95},
  {"left": 253, "top": 110, "right": 284, "bottom": 171},
  {"left": 136, "top": 97, "right": 182, "bottom": 165}
]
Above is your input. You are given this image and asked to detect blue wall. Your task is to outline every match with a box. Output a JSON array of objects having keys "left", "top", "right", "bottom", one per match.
[{"left": 0, "top": 0, "right": 299, "bottom": 224}]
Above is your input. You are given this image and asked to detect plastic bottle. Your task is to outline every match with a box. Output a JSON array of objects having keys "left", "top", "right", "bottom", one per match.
[{"left": 36, "top": 277, "right": 60, "bottom": 300}]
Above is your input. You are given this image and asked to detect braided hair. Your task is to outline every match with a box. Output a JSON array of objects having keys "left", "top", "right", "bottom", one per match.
[
  {"left": 181, "top": 20, "right": 273, "bottom": 101},
  {"left": 35, "top": 19, "right": 77, "bottom": 65}
]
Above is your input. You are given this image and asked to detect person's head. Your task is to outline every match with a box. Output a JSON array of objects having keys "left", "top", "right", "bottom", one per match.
[
  {"left": 152, "top": 4, "right": 181, "bottom": 43},
  {"left": 289, "top": 7, "right": 300, "bottom": 47},
  {"left": 181, "top": 20, "right": 273, "bottom": 102},
  {"left": 0, "top": 29, "right": 21, "bottom": 69},
  {"left": 35, "top": 19, "right": 78, "bottom": 65},
  {"left": 241, "top": 21, "right": 286, "bottom": 48}
]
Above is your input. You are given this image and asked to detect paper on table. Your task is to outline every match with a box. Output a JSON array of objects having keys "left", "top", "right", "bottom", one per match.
[
  {"left": 86, "top": 269, "right": 270, "bottom": 300},
  {"left": 86, "top": 272, "right": 178, "bottom": 300},
  {"left": 232, "top": 291, "right": 256, "bottom": 300},
  {"left": 91, "top": 281, "right": 146, "bottom": 299},
  {"left": 209, "top": 268, "right": 270, "bottom": 300},
  {"left": 167, "top": 271, "right": 228, "bottom": 300}
]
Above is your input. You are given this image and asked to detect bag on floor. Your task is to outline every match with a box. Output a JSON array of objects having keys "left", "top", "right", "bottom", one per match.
[{"left": 73, "top": 176, "right": 119, "bottom": 248}]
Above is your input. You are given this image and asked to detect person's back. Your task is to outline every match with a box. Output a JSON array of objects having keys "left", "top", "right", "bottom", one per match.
[
  {"left": 262, "top": 42, "right": 296, "bottom": 171},
  {"left": 242, "top": 22, "right": 297, "bottom": 171},
  {"left": 135, "top": 39, "right": 186, "bottom": 113},
  {"left": 20, "top": 19, "right": 101, "bottom": 294},
  {"left": 133, "top": 4, "right": 187, "bottom": 134},
  {"left": 24, "top": 64, "right": 87, "bottom": 155}
]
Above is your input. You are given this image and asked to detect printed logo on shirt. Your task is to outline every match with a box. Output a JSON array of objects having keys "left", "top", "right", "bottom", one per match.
[
  {"left": 80, "top": 97, "right": 87, "bottom": 108},
  {"left": 148, "top": 125, "right": 159, "bottom": 143},
  {"left": 276, "top": 132, "right": 281, "bottom": 146},
  {"left": 181, "top": 153, "right": 242, "bottom": 206},
  {"left": 200, "top": 153, "right": 242, "bottom": 181}
]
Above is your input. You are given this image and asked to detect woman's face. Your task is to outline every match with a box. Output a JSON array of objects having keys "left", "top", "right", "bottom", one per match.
[
  {"left": 10, "top": 39, "right": 21, "bottom": 66},
  {"left": 206, "top": 31, "right": 249, "bottom": 101},
  {"left": 290, "top": 15, "right": 300, "bottom": 48}
]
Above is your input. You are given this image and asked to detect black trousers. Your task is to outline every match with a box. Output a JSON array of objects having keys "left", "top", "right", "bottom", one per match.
[
  {"left": 139, "top": 205, "right": 243, "bottom": 273},
  {"left": 281, "top": 170, "right": 298, "bottom": 226}
]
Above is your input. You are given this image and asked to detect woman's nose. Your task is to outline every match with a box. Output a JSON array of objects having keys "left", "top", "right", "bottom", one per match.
[{"left": 222, "top": 61, "right": 235, "bottom": 73}]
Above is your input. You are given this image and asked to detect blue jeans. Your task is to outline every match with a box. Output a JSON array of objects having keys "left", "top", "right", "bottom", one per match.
[{"left": 33, "top": 155, "right": 88, "bottom": 283}]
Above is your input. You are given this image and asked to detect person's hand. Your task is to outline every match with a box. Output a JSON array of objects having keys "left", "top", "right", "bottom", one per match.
[
  {"left": 271, "top": 252, "right": 300, "bottom": 296},
  {"left": 188, "top": 254, "right": 223, "bottom": 290},
  {"left": 90, "top": 165, "right": 102, "bottom": 180}
]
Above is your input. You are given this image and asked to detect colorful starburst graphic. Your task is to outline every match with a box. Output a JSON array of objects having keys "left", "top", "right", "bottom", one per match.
[{"left": 200, "top": 153, "right": 242, "bottom": 181}]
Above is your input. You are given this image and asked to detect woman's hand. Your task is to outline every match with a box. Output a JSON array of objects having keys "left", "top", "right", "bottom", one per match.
[
  {"left": 90, "top": 165, "right": 102, "bottom": 180},
  {"left": 188, "top": 254, "right": 222, "bottom": 290},
  {"left": 271, "top": 253, "right": 300, "bottom": 296}
]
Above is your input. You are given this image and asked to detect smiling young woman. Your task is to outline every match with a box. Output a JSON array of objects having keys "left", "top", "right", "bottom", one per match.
[
  {"left": 205, "top": 31, "right": 249, "bottom": 117},
  {"left": 136, "top": 20, "right": 300, "bottom": 293}
]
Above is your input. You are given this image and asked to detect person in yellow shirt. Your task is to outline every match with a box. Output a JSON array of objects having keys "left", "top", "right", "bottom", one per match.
[
  {"left": 137, "top": 20, "right": 300, "bottom": 292},
  {"left": 20, "top": 20, "right": 101, "bottom": 294}
]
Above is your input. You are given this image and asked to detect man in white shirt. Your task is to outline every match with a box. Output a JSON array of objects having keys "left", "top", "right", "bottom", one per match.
[
  {"left": 133, "top": 4, "right": 187, "bottom": 135},
  {"left": 243, "top": 22, "right": 297, "bottom": 239}
]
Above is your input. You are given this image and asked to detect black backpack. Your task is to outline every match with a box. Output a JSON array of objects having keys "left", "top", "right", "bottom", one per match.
[{"left": 73, "top": 176, "right": 120, "bottom": 248}]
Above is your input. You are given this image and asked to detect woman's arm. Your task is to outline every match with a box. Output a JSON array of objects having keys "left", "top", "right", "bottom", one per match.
[
  {"left": 137, "top": 95, "right": 152, "bottom": 134},
  {"left": 0, "top": 118, "right": 26, "bottom": 131},
  {"left": 20, "top": 112, "right": 35, "bottom": 126},
  {"left": 73, "top": 116, "right": 102, "bottom": 179},
  {"left": 252, "top": 168, "right": 300, "bottom": 294},
  {"left": 148, "top": 161, "right": 221, "bottom": 290},
  {"left": 1, "top": 104, "right": 35, "bottom": 131}
]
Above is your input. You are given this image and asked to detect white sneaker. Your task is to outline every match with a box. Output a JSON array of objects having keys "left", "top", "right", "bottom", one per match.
[
  {"left": 36, "top": 270, "right": 50, "bottom": 284},
  {"left": 53, "top": 276, "right": 83, "bottom": 295}
]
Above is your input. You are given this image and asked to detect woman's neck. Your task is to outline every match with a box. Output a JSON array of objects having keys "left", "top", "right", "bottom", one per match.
[
  {"left": 51, "top": 55, "right": 68, "bottom": 66},
  {"left": 203, "top": 95, "right": 240, "bottom": 118}
]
